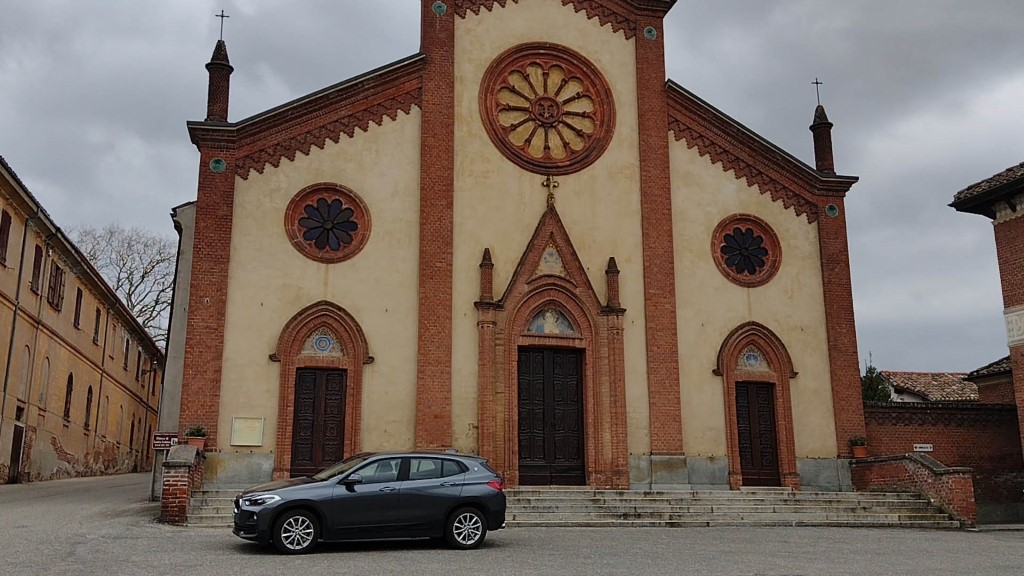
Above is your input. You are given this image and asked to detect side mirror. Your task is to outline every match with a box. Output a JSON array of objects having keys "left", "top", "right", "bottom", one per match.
[{"left": 342, "top": 473, "right": 364, "bottom": 486}]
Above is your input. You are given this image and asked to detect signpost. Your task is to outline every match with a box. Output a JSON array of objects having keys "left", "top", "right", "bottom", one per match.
[{"left": 153, "top": 431, "right": 179, "bottom": 450}]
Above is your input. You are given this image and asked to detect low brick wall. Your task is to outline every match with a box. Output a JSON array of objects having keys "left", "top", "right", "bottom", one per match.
[
  {"left": 864, "top": 401, "right": 1023, "bottom": 521},
  {"left": 159, "top": 445, "right": 205, "bottom": 525},
  {"left": 850, "top": 453, "right": 976, "bottom": 526}
]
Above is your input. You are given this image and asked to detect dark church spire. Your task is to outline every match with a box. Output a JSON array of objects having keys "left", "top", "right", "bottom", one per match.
[
  {"left": 205, "top": 40, "right": 233, "bottom": 122},
  {"left": 809, "top": 103, "right": 835, "bottom": 174}
]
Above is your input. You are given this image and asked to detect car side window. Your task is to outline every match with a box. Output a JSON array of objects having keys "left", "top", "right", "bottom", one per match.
[
  {"left": 441, "top": 460, "right": 464, "bottom": 478},
  {"left": 355, "top": 458, "right": 401, "bottom": 484},
  {"left": 408, "top": 458, "right": 442, "bottom": 481}
]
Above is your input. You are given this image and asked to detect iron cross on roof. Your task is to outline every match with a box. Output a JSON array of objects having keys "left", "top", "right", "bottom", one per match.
[
  {"left": 812, "top": 78, "right": 823, "bottom": 105},
  {"left": 215, "top": 10, "right": 230, "bottom": 40}
]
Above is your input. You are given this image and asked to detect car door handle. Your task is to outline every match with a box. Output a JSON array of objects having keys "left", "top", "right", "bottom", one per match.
[
  {"left": 379, "top": 486, "right": 397, "bottom": 492},
  {"left": 440, "top": 481, "right": 460, "bottom": 487}
]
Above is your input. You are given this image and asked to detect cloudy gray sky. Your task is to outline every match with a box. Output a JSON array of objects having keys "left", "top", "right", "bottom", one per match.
[{"left": 1, "top": 0, "right": 1021, "bottom": 373}]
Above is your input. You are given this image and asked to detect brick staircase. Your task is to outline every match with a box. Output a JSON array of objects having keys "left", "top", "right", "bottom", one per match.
[
  {"left": 505, "top": 487, "right": 961, "bottom": 528},
  {"left": 187, "top": 486, "right": 961, "bottom": 529}
]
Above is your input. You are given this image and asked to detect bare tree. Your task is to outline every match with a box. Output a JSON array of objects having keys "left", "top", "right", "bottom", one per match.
[{"left": 69, "top": 223, "right": 176, "bottom": 348}]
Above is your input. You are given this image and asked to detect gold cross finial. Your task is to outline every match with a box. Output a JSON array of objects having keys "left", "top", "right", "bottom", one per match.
[{"left": 542, "top": 175, "right": 559, "bottom": 206}]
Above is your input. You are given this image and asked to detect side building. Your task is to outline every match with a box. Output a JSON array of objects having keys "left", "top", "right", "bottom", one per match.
[{"left": 0, "top": 157, "right": 164, "bottom": 484}]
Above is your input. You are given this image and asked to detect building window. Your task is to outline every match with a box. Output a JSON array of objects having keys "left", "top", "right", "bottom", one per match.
[
  {"left": 93, "top": 308, "right": 102, "bottom": 344},
  {"left": 46, "top": 261, "right": 66, "bottom": 311},
  {"left": 0, "top": 209, "right": 11, "bottom": 266},
  {"left": 84, "top": 386, "right": 93, "bottom": 430},
  {"left": 73, "top": 288, "right": 83, "bottom": 328},
  {"left": 30, "top": 245, "right": 43, "bottom": 293},
  {"left": 63, "top": 373, "right": 74, "bottom": 421},
  {"left": 129, "top": 415, "right": 136, "bottom": 448},
  {"left": 135, "top": 350, "right": 142, "bottom": 381},
  {"left": 122, "top": 335, "right": 130, "bottom": 370}
]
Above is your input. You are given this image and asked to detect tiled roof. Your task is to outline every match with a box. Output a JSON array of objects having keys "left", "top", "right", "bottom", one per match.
[
  {"left": 880, "top": 371, "right": 978, "bottom": 402},
  {"left": 966, "top": 356, "right": 1012, "bottom": 380},
  {"left": 952, "top": 160, "right": 1024, "bottom": 203}
]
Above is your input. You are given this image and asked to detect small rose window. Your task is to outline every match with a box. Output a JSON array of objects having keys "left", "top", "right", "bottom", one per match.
[
  {"left": 711, "top": 214, "right": 781, "bottom": 287},
  {"left": 285, "top": 183, "right": 371, "bottom": 264}
]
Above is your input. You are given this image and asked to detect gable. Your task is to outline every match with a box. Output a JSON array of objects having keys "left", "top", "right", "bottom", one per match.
[{"left": 667, "top": 81, "right": 857, "bottom": 223}]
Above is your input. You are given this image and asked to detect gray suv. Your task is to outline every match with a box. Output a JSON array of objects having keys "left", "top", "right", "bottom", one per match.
[{"left": 232, "top": 451, "right": 506, "bottom": 554}]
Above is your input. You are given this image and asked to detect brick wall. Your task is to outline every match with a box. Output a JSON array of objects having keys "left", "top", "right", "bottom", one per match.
[
  {"left": 978, "top": 379, "right": 1016, "bottom": 404},
  {"left": 850, "top": 454, "right": 976, "bottom": 526},
  {"left": 864, "top": 402, "right": 1022, "bottom": 509}
]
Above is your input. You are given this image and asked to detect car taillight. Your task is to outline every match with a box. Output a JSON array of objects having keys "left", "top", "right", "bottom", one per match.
[{"left": 486, "top": 479, "right": 503, "bottom": 492}]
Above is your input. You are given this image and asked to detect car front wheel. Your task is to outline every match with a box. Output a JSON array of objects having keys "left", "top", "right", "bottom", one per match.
[
  {"left": 273, "top": 510, "right": 320, "bottom": 554},
  {"left": 445, "top": 507, "right": 487, "bottom": 550}
]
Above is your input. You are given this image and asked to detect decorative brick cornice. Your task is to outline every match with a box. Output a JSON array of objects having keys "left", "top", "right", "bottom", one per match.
[
  {"left": 188, "top": 55, "right": 424, "bottom": 180},
  {"left": 452, "top": 0, "right": 675, "bottom": 39},
  {"left": 864, "top": 401, "right": 1018, "bottom": 427},
  {"left": 667, "top": 81, "right": 859, "bottom": 223}
]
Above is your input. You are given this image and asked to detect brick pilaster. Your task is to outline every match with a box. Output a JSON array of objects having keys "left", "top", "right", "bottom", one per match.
[
  {"left": 994, "top": 214, "right": 1024, "bottom": 461},
  {"left": 817, "top": 198, "right": 866, "bottom": 456},
  {"left": 179, "top": 139, "right": 236, "bottom": 450},
  {"left": 635, "top": 16, "right": 682, "bottom": 455},
  {"left": 415, "top": 0, "right": 456, "bottom": 449}
]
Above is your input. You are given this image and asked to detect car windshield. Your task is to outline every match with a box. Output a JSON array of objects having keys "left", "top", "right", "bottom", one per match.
[{"left": 310, "top": 454, "right": 371, "bottom": 481}]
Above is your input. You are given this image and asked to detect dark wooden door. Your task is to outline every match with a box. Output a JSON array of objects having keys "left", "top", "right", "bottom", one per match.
[
  {"left": 736, "top": 382, "right": 781, "bottom": 486},
  {"left": 518, "top": 348, "right": 585, "bottom": 485},
  {"left": 290, "top": 369, "right": 347, "bottom": 477},
  {"left": 7, "top": 424, "right": 24, "bottom": 484}
]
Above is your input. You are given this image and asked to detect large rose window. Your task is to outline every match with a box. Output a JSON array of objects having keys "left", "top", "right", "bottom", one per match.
[
  {"left": 480, "top": 43, "right": 615, "bottom": 175},
  {"left": 284, "top": 183, "right": 371, "bottom": 264},
  {"left": 711, "top": 214, "right": 782, "bottom": 287}
]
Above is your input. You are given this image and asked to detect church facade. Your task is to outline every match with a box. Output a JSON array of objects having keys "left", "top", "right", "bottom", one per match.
[{"left": 177, "top": 0, "right": 865, "bottom": 491}]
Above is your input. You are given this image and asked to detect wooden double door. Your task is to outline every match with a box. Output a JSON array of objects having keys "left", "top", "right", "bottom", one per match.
[
  {"left": 290, "top": 369, "right": 347, "bottom": 477},
  {"left": 517, "top": 348, "right": 585, "bottom": 485},
  {"left": 736, "top": 382, "right": 781, "bottom": 486}
]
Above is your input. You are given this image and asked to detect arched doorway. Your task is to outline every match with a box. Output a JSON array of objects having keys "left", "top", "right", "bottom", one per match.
[
  {"left": 273, "top": 301, "right": 370, "bottom": 479},
  {"left": 716, "top": 322, "right": 800, "bottom": 490}
]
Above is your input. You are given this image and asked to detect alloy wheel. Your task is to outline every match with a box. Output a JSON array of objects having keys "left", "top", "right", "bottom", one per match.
[
  {"left": 280, "top": 514, "right": 315, "bottom": 550},
  {"left": 452, "top": 511, "right": 483, "bottom": 546}
]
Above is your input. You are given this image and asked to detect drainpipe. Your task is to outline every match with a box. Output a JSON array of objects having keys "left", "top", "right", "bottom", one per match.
[{"left": 0, "top": 211, "right": 40, "bottom": 425}]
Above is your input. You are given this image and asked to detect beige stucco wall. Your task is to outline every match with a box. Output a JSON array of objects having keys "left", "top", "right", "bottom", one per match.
[
  {"left": 670, "top": 140, "right": 838, "bottom": 459},
  {"left": 452, "top": 0, "right": 650, "bottom": 454},
  {"left": 220, "top": 110, "right": 422, "bottom": 454}
]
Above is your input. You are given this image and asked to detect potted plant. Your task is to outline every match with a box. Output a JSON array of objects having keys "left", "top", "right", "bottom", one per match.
[
  {"left": 849, "top": 436, "right": 869, "bottom": 458},
  {"left": 184, "top": 425, "right": 208, "bottom": 450}
]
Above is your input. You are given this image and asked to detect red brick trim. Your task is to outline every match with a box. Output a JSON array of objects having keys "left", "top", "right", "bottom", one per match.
[
  {"left": 716, "top": 321, "right": 800, "bottom": 490},
  {"left": 179, "top": 144, "right": 237, "bottom": 450},
  {"left": 668, "top": 85, "right": 858, "bottom": 222},
  {"left": 711, "top": 213, "right": 782, "bottom": 288},
  {"left": 272, "top": 301, "right": 370, "bottom": 479},
  {"left": 816, "top": 197, "right": 866, "bottom": 456},
  {"left": 1011, "top": 346, "right": 1024, "bottom": 464},
  {"left": 476, "top": 205, "right": 629, "bottom": 488},
  {"left": 635, "top": 14, "right": 683, "bottom": 456},
  {"left": 452, "top": 1, "right": 673, "bottom": 38},
  {"left": 850, "top": 454, "right": 976, "bottom": 526},
  {"left": 415, "top": 1, "right": 456, "bottom": 450},
  {"left": 187, "top": 57, "right": 424, "bottom": 180},
  {"left": 283, "top": 183, "right": 372, "bottom": 264},
  {"left": 479, "top": 43, "right": 616, "bottom": 176}
]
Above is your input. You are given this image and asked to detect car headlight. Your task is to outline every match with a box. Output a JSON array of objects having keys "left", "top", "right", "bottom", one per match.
[{"left": 241, "top": 494, "right": 281, "bottom": 507}]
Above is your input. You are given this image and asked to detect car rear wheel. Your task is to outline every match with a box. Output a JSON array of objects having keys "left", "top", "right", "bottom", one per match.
[
  {"left": 273, "top": 510, "right": 319, "bottom": 554},
  {"left": 445, "top": 507, "right": 487, "bottom": 550}
]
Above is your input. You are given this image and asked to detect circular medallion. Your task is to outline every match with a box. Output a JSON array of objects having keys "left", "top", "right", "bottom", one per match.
[
  {"left": 432, "top": 1, "right": 447, "bottom": 15},
  {"left": 313, "top": 335, "right": 334, "bottom": 353},
  {"left": 711, "top": 214, "right": 782, "bottom": 288},
  {"left": 644, "top": 26, "right": 658, "bottom": 40},
  {"left": 284, "top": 183, "right": 371, "bottom": 264},
  {"left": 825, "top": 204, "right": 840, "bottom": 218},
  {"left": 209, "top": 158, "right": 227, "bottom": 173},
  {"left": 479, "top": 43, "right": 615, "bottom": 176}
]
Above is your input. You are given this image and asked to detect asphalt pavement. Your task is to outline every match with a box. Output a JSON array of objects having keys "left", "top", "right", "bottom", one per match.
[{"left": 0, "top": 473, "right": 1020, "bottom": 575}]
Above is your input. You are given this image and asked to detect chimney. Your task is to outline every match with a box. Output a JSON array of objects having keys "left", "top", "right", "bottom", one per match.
[
  {"left": 205, "top": 40, "right": 233, "bottom": 122},
  {"left": 809, "top": 104, "right": 835, "bottom": 174}
]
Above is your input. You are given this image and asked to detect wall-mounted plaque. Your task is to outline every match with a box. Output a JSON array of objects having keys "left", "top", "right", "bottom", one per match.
[{"left": 230, "top": 417, "right": 265, "bottom": 447}]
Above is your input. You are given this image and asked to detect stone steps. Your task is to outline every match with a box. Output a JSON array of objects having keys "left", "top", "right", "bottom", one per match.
[{"left": 185, "top": 486, "right": 961, "bottom": 529}]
